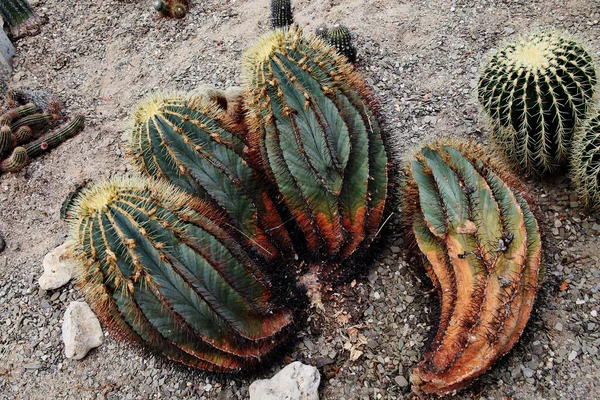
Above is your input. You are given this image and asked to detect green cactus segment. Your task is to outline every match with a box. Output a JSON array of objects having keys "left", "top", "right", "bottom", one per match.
[
  {"left": 405, "top": 140, "right": 542, "bottom": 395},
  {"left": 0, "top": 125, "right": 14, "bottom": 156},
  {"left": 10, "top": 113, "right": 52, "bottom": 133},
  {"left": 128, "top": 94, "right": 291, "bottom": 258},
  {"left": 327, "top": 25, "right": 357, "bottom": 62},
  {"left": 571, "top": 112, "right": 600, "bottom": 212},
  {"left": 69, "top": 178, "right": 293, "bottom": 372},
  {"left": 0, "top": 103, "right": 36, "bottom": 125},
  {"left": 243, "top": 26, "right": 388, "bottom": 259},
  {"left": 24, "top": 115, "right": 84, "bottom": 158},
  {"left": 478, "top": 32, "right": 597, "bottom": 174},
  {"left": 270, "top": 0, "right": 293, "bottom": 29},
  {"left": 14, "top": 126, "right": 32, "bottom": 144},
  {"left": 0, "top": 146, "right": 28, "bottom": 172},
  {"left": 0, "top": 0, "right": 34, "bottom": 28}
]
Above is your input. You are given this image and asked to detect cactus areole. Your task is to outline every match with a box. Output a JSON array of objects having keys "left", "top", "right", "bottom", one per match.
[
  {"left": 242, "top": 26, "right": 389, "bottom": 265},
  {"left": 478, "top": 32, "right": 597, "bottom": 174},
  {"left": 403, "top": 140, "right": 543, "bottom": 395},
  {"left": 67, "top": 178, "right": 293, "bottom": 373}
]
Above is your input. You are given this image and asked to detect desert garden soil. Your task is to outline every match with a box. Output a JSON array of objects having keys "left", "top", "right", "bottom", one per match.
[{"left": 1, "top": 0, "right": 599, "bottom": 399}]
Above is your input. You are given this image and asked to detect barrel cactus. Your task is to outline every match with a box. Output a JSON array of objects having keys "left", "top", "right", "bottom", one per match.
[
  {"left": 128, "top": 93, "right": 293, "bottom": 259},
  {"left": 478, "top": 32, "right": 597, "bottom": 175},
  {"left": 326, "top": 25, "right": 357, "bottom": 63},
  {"left": 403, "top": 140, "right": 543, "bottom": 396},
  {"left": 571, "top": 111, "right": 600, "bottom": 212},
  {"left": 67, "top": 178, "right": 294, "bottom": 372},
  {"left": 242, "top": 26, "right": 389, "bottom": 264}
]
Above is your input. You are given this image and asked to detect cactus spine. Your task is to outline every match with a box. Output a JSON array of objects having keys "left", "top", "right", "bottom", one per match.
[
  {"left": 571, "top": 111, "right": 600, "bottom": 211},
  {"left": 270, "top": 0, "right": 293, "bottom": 29},
  {"left": 403, "top": 140, "right": 542, "bottom": 396},
  {"left": 128, "top": 94, "right": 292, "bottom": 258},
  {"left": 67, "top": 178, "right": 293, "bottom": 372},
  {"left": 478, "top": 32, "right": 597, "bottom": 174},
  {"left": 0, "top": 146, "right": 28, "bottom": 172},
  {"left": 242, "top": 26, "right": 388, "bottom": 263}
]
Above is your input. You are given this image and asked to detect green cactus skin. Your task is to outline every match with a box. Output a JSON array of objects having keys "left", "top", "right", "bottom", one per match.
[
  {"left": 0, "top": 146, "right": 28, "bottom": 173},
  {"left": 0, "top": 0, "right": 34, "bottom": 28},
  {"left": 24, "top": 115, "right": 84, "bottom": 158},
  {"left": 327, "top": 25, "right": 357, "bottom": 63},
  {"left": 478, "top": 32, "right": 597, "bottom": 175},
  {"left": 13, "top": 125, "right": 32, "bottom": 144},
  {"left": 128, "top": 94, "right": 292, "bottom": 259},
  {"left": 10, "top": 112, "right": 53, "bottom": 133},
  {"left": 242, "top": 26, "right": 389, "bottom": 263},
  {"left": 0, "top": 103, "right": 36, "bottom": 125},
  {"left": 153, "top": 0, "right": 169, "bottom": 13},
  {"left": 403, "top": 140, "right": 542, "bottom": 396},
  {"left": 571, "top": 111, "right": 600, "bottom": 212},
  {"left": 67, "top": 178, "right": 293, "bottom": 373},
  {"left": 0, "top": 125, "right": 14, "bottom": 157},
  {"left": 270, "top": 0, "right": 293, "bottom": 29}
]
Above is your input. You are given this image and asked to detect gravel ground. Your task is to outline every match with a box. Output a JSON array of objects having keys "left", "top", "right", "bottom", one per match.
[{"left": 1, "top": 0, "right": 600, "bottom": 399}]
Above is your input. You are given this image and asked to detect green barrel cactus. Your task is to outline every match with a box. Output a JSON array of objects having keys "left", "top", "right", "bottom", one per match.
[
  {"left": 270, "top": 0, "right": 293, "bottom": 29},
  {"left": 327, "top": 25, "right": 357, "bottom": 63},
  {"left": 128, "top": 93, "right": 293, "bottom": 259},
  {"left": 67, "top": 178, "right": 294, "bottom": 372},
  {"left": 242, "top": 26, "right": 389, "bottom": 262},
  {"left": 403, "top": 140, "right": 543, "bottom": 396},
  {"left": 571, "top": 111, "right": 600, "bottom": 212},
  {"left": 478, "top": 32, "right": 597, "bottom": 174}
]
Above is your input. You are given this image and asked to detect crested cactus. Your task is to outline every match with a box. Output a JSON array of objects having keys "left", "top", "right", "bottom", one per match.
[
  {"left": 270, "top": 0, "right": 293, "bottom": 29},
  {"left": 478, "top": 32, "right": 597, "bottom": 175},
  {"left": 242, "top": 26, "right": 389, "bottom": 264},
  {"left": 128, "top": 94, "right": 292, "bottom": 259},
  {"left": 571, "top": 110, "right": 600, "bottom": 212},
  {"left": 24, "top": 115, "right": 84, "bottom": 158},
  {"left": 67, "top": 178, "right": 294, "bottom": 372},
  {"left": 403, "top": 140, "right": 543, "bottom": 396},
  {"left": 0, "top": 146, "right": 28, "bottom": 172},
  {"left": 326, "top": 25, "right": 357, "bottom": 63}
]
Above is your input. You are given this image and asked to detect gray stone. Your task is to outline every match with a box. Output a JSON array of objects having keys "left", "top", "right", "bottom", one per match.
[
  {"left": 394, "top": 375, "right": 409, "bottom": 387},
  {"left": 39, "top": 241, "right": 78, "bottom": 290},
  {"left": 62, "top": 301, "right": 103, "bottom": 360},
  {"left": 249, "top": 361, "right": 320, "bottom": 400}
]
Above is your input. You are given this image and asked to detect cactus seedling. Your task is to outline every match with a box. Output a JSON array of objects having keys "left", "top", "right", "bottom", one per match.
[
  {"left": 128, "top": 94, "right": 292, "bottom": 259},
  {"left": 67, "top": 178, "right": 294, "bottom": 372},
  {"left": 403, "top": 140, "right": 542, "bottom": 396},
  {"left": 0, "top": 146, "right": 28, "bottom": 172},
  {"left": 571, "top": 111, "right": 600, "bottom": 212},
  {"left": 478, "top": 32, "right": 597, "bottom": 175},
  {"left": 270, "top": 0, "right": 293, "bottom": 29},
  {"left": 242, "top": 26, "right": 389, "bottom": 264}
]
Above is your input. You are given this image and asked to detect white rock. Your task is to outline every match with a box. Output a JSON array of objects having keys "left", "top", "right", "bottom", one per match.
[
  {"left": 249, "top": 361, "right": 320, "bottom": 400},
  {"left": 39, "top": 241, "right": 78, "bottom": 290},
  {"left": 62, "top": 301, "right": 103, "bottom": 360}
]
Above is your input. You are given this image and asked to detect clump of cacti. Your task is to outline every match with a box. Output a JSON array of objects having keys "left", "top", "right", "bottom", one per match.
[
  {"left": 127, "top": 93, "right": 292, "bottom": 259},
  {"left": 67, "top": 178, "right": 294, "bottom": 373},
  {"left": 242, "top": 25, "right": 388, "bottom": 266},
  {"left": 571, "top": 110, "right": 600, "bottom": 212},
  {"left": 153, "top": 0, "right": 188, "bottom": 19},
  {"left": 0, "top": 88, "right": 84, "bottom": 174},
  {"left": 403, "top": 140, "right": 542, "bottom": 396},
  {"left": 270, "top": 0, "right": 293, "bottom": 29},
  {"left": 478, "top": 32, "right": 597, "bottom": 175}
]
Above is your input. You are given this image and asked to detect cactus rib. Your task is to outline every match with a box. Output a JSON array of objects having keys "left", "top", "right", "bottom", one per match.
[
  {"left": 404, "top": 140, "right": 542, "bottom": 396},
  {"left": 68, "top": 178, "right": 293, "bottom": 372},
  {"left": 478, "top": 32, "right": 597, "bottom": 174}
]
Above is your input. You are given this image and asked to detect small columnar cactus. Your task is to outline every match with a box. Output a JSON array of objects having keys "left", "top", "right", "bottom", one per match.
[
  {"left": 571, "top": 111, "right": 600, "bottom": 212},
  {"left": 0, "top": 125, "right": 14, "bottom": 156},
  {"left": 128, "top": 94, "right": 292, "bottom": 259},
  {"left": 478, "top": 32, "right": 597, "bottom": 175},
  {"left": 403, "top": 140, "right": 543, "bottom": 396},
  {"left": 242, "top": 26, "right": 389, "bottom": 264},
  {"left": 326, "top": 25, "right": 357, "bottom": 62},
  {"left": 0, "top": 103, "right": 36, "bottom": 125},
  {"left": 67, "top": 178, "right": 294, "bottom": 372},
  {"left": 270, "top": 0, "right": 293, "bottom": 29},
  {"left": 24, "top": 115, "right": 84, "bottom": 158},
  {"left": 0, "top": 146, "right": 28, "bottom": 172}
]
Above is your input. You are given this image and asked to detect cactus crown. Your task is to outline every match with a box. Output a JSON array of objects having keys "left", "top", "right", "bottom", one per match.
[
  {"left": 478, "top": 32, "right": 597, "bottom": 174},
  {"left": 571, "top": 111, "right": 600, "bottom": 211}
]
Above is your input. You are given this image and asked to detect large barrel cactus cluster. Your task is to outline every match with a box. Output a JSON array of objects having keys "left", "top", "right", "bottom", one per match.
[
  {"left": 65, "top": 25, "right": 391, "bottom": 373},
  {"left": 403, "top": 140, "right": 543, "bottom": 396}
]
